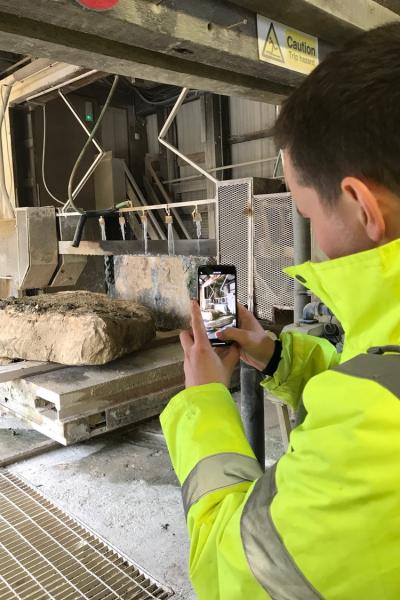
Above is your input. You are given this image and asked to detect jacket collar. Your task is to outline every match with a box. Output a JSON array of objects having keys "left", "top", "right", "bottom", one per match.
[{"left": 285, "top": 238, "right": 400, "bottom": 359}]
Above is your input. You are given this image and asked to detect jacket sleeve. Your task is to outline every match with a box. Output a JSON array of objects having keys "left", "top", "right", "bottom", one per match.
[
  {"left": 160, "top": 383, "right": 266, "bottom": 599},
  {"left": 262, "top": 330, "right": 340, "bottom": 409}
]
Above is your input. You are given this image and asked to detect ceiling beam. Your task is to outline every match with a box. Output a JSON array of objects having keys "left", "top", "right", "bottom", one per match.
[
  {"left": 2, "top": 62, "right": 102, "bottom": 105},
  {"left": 0, "top": 0, "right": 391, "bottom": 103},
  {"left": 0, "top": 0, "right": 310, "bottom": 103},
  {"left": 227, "top": 0, "right": 399, "bottom": 44},
  {"left": 374, "top": 0, "right": 400, "bottom": 15}
]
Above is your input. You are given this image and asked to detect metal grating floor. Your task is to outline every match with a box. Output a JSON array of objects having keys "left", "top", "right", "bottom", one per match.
[{"left": 0, "top": 470, "right": 172, "bottom": 600}]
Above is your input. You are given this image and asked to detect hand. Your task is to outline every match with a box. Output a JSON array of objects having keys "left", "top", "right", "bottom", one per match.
[
  {"left": 180, "top": 300, "right": 240, "bottom": 388},
  {"left": 216, "top": 304, "right": 275, "bottom": 371}
]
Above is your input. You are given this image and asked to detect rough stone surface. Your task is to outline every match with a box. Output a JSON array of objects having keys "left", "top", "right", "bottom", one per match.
[
  {"left": 112, "top": 255, "right": 215, "bottom": 330},
  {"left": 0, "top": 291, "right": 155, "bottom": 365}
]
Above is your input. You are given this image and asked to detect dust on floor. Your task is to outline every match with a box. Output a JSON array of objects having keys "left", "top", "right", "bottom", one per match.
[{"left": 2, "top": 396, "right": 285, "bottom": 600}]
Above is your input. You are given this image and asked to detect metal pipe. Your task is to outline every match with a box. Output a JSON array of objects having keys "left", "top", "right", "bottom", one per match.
[
  {"left": 58, "top": 197, "right": 217, "bottom": 217},
  {"left": 240, "top": 362, "right": 265, "bottom": 469},
  {"left": 147, "top": 158, "right": 191, "bottom": 239},
  {"left": 273, "top": 149, "right": 283, "bottom": 178},
  {"left": 158, "top": 88, "right": 189, "bottom": 139},
  {"left": 158, "top": 88, "right": 218, "bottom": 185},
  {"left": 0, "top": 84, "right": 14, "bottom": 218},
  {"left": 247, "top": 200, "right": 254, "bottom": 313},
  {"left": 163, "top": 156, "right": 279, "bottom": 185},
  {"left": 0, "top": 57, "right": 31, "bottom": 79},
  {"left": 1, "top": 60, "right": 53, "bottom": 86},
  {"left": 124, "top": 163, "right": 166, "bottom": 240},
  {"left": 63, "top": 152, "right": 106, "bottom": 211},
  {"left": 160, "top": 137, "right": 218, "bottom": 185},
  {"left": 25, "top": 69, "right": 99, "bottom": 102},
  {"left": 58, "top": 90, "right": 103, "bottom": 154},
  {"left": 72, "top": 151, "right": 105, "bottom": 199}
]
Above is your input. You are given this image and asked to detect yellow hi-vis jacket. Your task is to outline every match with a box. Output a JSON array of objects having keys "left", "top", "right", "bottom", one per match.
[{"left": 160, "top": 238, "right": 400, "bottom": 600}]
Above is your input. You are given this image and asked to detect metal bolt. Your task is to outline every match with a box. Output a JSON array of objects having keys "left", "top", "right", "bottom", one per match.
[{"left": 227, "top": 18, "right": 248, "bottom": 30}]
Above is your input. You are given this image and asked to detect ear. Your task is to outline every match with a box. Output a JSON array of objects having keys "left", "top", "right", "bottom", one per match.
[{"left": 341, "top": 177, "right": 386, "bottom": 243}]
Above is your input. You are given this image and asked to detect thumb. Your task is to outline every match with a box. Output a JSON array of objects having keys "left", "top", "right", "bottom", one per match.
[{"left": 217, "top": 327, "right": 249, "bottom": 347}]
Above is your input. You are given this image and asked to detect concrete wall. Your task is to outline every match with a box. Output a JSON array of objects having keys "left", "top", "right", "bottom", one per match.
[{"left": 112, "top": 254, "right": 214, "bottom": 330}]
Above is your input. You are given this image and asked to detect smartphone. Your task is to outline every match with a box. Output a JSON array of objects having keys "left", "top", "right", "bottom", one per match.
[{"left": 198, "top": 265, "right": 238, "bottom": 346}]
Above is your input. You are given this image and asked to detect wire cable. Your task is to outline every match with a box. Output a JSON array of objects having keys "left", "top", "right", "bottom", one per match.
[
  {"left": 67, "top": 74, "right": 119, "bottom": 214},
  {"left": 41, "top": 104, "right": 65, "bottom": 206},
  {"left": 133, "top": 85, "right": 199, "bottom": 106},
  {"left": 1, "top": 85, "right": 14, "bottom": 204}
]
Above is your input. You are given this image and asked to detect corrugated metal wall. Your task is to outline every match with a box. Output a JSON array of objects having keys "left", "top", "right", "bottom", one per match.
[
  {"left": 144, "top": 93, "right": 278, "bottom": 235},
  {"left": 175, "top": 98, "right": 206, "bottom": 203},
  {"left": 145, "top": 96, "right": 278, "bottom": 190},
  {"left": 145, "top": 113, "right": 159, "bottom": 156},
  {"left": 229, "top": 97, "right": 277, "bottom": 180}
]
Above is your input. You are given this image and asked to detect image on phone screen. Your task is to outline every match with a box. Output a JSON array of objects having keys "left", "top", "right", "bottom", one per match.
[{"left": 198, "top": 267, "right": 237, "bottom": 345}]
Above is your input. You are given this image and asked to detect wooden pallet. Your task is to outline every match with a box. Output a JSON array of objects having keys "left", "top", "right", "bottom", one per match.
[{"left": 0, "top": 341, "right": 184, "bottom": 445}]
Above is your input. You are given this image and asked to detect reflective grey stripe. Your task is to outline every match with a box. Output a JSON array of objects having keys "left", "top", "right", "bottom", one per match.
[
  {"left": 182, "top": 452, "right": 263, "bottom": 517},
  {"left": 334, "top": 353, "right": 400, "bottom": 398},
  {"left": 241, "top": 465, "right": 323, "bottom": 600}
]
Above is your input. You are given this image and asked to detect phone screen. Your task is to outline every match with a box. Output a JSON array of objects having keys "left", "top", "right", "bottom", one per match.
[{"left": 198, "top": 266, "right": 237, "bottom": 345}]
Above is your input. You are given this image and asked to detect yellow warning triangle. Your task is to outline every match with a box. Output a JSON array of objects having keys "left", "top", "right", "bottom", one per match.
[{"left": 263, "top": 23, "right": 285, "bottom": 63}]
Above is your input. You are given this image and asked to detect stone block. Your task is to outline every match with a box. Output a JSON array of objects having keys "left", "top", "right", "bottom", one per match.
[
  {"left": 112, "top": 255, "right": 215, "bottom": 329},
  {"left": 0, "top": 291, "right": 155, "bottom": 365}
]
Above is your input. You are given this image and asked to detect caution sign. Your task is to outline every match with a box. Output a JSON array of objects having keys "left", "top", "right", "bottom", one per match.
[
  {"left": 263, "top": 23, "right": 285, "bottom": 63},
  {"left": 257, "top": 16, "right": 319, "bottom": 75}
]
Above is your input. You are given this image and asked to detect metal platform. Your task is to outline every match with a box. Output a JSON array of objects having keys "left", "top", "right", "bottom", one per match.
[{"left": 0, "top": 469, "right": 173, "bottom": 599}]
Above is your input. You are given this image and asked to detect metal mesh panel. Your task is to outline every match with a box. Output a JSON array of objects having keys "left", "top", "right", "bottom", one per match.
[
  {"left": 0, "top": 470, "right": 172, "bottom": 599},
  {"left": 253, "top": 193, "right": 294, "bottom": 320},
  {"left": 217, "top": 179, "right": 251, "bottom": 306}
]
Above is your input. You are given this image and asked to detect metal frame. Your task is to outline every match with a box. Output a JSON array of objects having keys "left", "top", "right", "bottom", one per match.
[
  {"left": 247, "top": 180, "right": 255, "bottom": 313},
  {"left": 163, "top": 156, "right": 279, "bottom": 186},
  {"left": 58, "top": 197, "right": 217, "bottom": 219},
  {"left": 158, "top": 88, "right": 218, "bottom": 187}
]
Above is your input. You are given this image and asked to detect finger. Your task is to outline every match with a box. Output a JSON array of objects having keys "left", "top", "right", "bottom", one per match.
[
  {"left": 214, "top": 347, "right": 226, "bottom": 358},
  {"left": 216, "top": 327, "right": 250, "bottom": 346},
  {"left": 180, "top": 329, "right": 194, "bottom": 354},
  {"left": 221, "top": 345, "right": 240, "bottom": 372},
  {"left": 237, "top": 303, "right": 264, "bottom": 332},
  {"left": 214, "top": 345, "right": 237, "bottom": 359},
  {"left": 190, "top": 300, "right": 209, "bottom": 344}
]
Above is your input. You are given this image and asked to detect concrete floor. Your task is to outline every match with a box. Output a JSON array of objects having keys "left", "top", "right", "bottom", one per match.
[{"left": 0, "top": 393, "right": 285, "bottom": 600}]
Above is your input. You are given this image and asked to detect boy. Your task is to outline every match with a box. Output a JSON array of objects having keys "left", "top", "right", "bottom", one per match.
[{"left": 161, "top": 22, "right": 400, "bottom": 600}]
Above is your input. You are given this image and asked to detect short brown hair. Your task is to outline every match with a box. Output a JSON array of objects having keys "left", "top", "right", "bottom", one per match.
[{"left": 274, "top": 22, "right": 400, "bottom": 204}]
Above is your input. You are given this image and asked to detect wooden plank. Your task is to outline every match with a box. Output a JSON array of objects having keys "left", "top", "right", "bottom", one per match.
[{"left": 0, "top": 361, "right": 63, "bottom": 384}]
